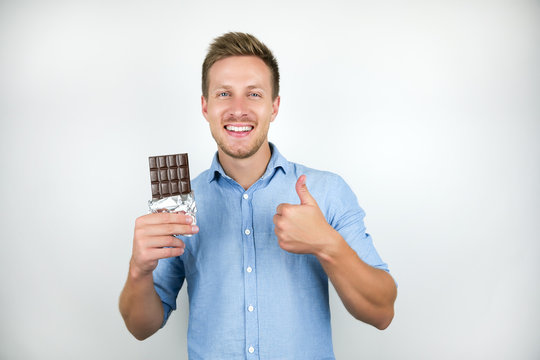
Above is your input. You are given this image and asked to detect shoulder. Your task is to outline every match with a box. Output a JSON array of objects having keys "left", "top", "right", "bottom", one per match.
[
  {"left": 288, "top": 162, "right": 360, "bottom": 214},
  {"left": 289, "top": 162, "right": 352, "bottom": 194},
  {"left": 289, "top": 161, "right": 363, "bottom": 221}
]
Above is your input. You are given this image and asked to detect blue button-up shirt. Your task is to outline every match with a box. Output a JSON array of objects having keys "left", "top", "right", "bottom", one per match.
[{"left": 153, "top": 144, "right": 390, "bottom": 359}]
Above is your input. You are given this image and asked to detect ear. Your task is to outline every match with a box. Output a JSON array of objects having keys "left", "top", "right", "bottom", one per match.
[
  {"left": 270, "top": 96, "right": 280, "bottom": 123},
  {"left": 201, "top": 95, "right": 209, "bottom": 122}
]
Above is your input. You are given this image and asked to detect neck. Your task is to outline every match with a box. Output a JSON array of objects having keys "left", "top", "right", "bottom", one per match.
[{"left": 218, "top": 142, "right": 272, "bottom": 190}]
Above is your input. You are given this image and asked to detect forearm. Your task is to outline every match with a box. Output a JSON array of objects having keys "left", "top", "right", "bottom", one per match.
[
  {"left": 316, "top": 232, "right": 397, "bottom": 329},
  {"left": 119, "top": 261, "right": 164, "bottom": 340}
]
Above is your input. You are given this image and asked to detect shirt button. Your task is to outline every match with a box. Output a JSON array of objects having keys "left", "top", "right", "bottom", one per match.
[
  {"left": 243, "top": 193, "right": 249, "bottom": 200},
  {"left": 244, "top": 229, "right": 251, "bottom": 235},
  {"left": 246, "top": 266, "right": 253, "bottom": 273},
  {"left": 248, "top": 305, "right": 254, "bottom": 312},
  {"left": 248, "top": 346, "right": 255, "bottom": 354}
]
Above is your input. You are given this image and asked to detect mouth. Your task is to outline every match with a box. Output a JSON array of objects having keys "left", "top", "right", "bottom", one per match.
[
  {"left": 224, "top": 124, "right": 254, "bottom": 137},
  {"left": 225, "top": 125, "right": 254, "bottom": 132}
]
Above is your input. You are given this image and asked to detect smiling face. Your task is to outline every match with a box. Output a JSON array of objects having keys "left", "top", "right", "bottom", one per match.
[{"left": 202, "top": 56, "right": 280, "bottom": 160}]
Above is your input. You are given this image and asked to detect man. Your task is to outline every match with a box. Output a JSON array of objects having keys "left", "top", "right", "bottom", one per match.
[{"left": 119, "top": 32, "right": 397, "bottom": 359}]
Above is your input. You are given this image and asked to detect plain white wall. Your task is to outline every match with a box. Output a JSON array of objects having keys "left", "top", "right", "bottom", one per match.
[{"left": 1, "top": 1, "right": 539, "bottom": 359}]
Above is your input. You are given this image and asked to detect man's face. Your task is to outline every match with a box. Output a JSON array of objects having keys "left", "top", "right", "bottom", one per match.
[{"left": 202, "top": 56, "right": 280, "bottom": 160}]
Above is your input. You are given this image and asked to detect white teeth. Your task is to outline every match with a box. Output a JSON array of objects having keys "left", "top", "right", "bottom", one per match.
[{"left": 226, "top": 125, "right": 253, "bottom": 132}]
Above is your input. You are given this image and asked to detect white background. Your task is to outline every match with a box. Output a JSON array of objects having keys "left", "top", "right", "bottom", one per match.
[{"left": 1, "top": 1, "right": 539, "bottom": 359}]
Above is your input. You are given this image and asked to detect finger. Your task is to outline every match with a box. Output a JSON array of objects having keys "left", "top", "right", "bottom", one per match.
[
  {"left": 272, "top": 214, "right": 283, "bottom": 229},
  {"left": 142, "top": 223, "right": 199, "bottom": 236},
  {"left": 295, "top": 175, "right": 316, "bottom": 206},
  {"left": 276, "top": 203, "right": 296, "bottom": 216},
  {"left": 136, "top": 212, "right": 193, "bottom": 226},
  {"left": 149, "top": 246, "right": 185, "bottom": 260},
  {"left": 146, "top": 236, "right": 186, "bottom": 249}
]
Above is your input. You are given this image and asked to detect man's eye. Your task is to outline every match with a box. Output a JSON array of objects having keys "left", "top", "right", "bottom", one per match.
[
  {"left": 218, "top": 92, "right": 229, "bottom": 97},
  {"left": 249, "top": 93, "right": 261, "bottom": 98}
]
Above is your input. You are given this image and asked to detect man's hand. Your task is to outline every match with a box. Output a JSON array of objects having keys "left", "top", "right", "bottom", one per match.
[
  {"left": 130, "top": 212, "right": 199, "bottom": 279},
  {"left": 273, "top": 175, "right": 337, "bottom": 255},
  {"left": 120, "top": 212, "right": 198, "bottom": 340}
]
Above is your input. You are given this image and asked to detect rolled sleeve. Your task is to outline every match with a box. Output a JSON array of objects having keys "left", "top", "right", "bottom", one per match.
[{"left": 326, "top": 175, "right": 390, "bottom": 273}]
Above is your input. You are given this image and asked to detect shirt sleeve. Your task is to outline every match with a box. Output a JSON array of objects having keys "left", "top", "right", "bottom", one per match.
[
  {"left": 325, "top": 174, "right": 390, "bottom": 273},
  {"left": 152, "top": 252, "right": 186, "bottom": 327}
]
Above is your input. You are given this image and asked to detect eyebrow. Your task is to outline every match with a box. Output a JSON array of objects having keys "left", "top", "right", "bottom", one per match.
[{"left": 212, "top": 85, "right": 266, "bottom": 92}]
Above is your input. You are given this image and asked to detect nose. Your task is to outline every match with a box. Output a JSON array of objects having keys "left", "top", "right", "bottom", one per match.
[{"left": 229, "top": 96, "right": 249, "bottom": 118}]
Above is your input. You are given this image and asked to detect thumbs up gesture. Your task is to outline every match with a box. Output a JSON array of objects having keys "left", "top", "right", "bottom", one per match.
[{"left": 273, "top": 175, "right": 337, "bottom": 255}]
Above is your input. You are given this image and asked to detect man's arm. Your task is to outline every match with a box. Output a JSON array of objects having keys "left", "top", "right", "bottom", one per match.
[
  {"left": 273, "top": 175, "right": 396, "bottom": 330},
  {"left": 119, "top": 212, "right": 198, "bottom": 340},
  {"left": 315, "top": 233, "right": 396, "bottom": 329},
  {"left": 119, "top": 264, "right": 165, "bottom": 340}
]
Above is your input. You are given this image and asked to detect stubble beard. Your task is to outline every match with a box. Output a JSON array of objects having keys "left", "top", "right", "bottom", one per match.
[
  {"left": 213, "top": 132, "right": 267, "bottom": 159},
  {"left": 212, "top": 121, "right": 269, "bottom": 160}
]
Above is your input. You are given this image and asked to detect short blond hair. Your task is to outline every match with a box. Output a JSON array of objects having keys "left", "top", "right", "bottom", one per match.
[{"left": 202, "top": 32, "right": 280, "bottom": 100}]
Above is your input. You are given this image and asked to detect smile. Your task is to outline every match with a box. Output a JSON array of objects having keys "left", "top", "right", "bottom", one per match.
[{"left": 225, "top": 125, "right": 254, "bottom": 132}]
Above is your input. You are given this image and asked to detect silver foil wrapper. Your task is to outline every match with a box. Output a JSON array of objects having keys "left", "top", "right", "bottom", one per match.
[{"left": 148, "top": 192, "right": 197, "bottom": 236}]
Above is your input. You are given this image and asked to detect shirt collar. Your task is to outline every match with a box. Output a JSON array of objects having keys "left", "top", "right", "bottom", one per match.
[{"left": 207, "top": 142, "right": 289, "bottom": 183}]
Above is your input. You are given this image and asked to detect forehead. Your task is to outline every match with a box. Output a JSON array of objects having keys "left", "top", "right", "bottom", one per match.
[{"left": 208, "top": 56, "right": 272, "bottom": 88}]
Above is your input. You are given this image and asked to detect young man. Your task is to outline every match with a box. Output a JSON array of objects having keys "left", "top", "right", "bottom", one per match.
[{"left": 120, "top": 32, "right": 396, "bottom": 359}]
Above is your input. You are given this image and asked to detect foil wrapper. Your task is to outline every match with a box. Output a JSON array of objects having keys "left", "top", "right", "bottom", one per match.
[{"left": 148, "top": 192, "right": 197, "bottom": 236}]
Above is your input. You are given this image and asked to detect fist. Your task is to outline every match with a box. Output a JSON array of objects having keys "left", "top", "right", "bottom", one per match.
[
  {"left": 131, "top": 212, "right": 199, "bottom": 278},
  {"left": 273, "top": 175, "right": 335, "bottom": 255}
]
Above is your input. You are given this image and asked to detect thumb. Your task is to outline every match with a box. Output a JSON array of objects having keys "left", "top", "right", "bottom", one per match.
[{"left": 295, "top": 175, "right": 316, "bottom": 206}]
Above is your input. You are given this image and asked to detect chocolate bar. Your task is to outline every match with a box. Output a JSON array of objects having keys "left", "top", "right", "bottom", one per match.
[
  {"left": 149, "top": 153, "right": 191, "bottom": 201},
  {"left": 147, "top": 152, "right": 197, "bottom": 229}
]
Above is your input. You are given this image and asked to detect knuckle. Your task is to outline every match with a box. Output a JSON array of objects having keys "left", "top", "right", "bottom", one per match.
[
  {"left": 166, "top": 212, "right": 175, "bottom": 223},
  {"left": 170, "top": 237, "right": 182, "bottom": 247},
  {"left": 134, "top": 215, "right": 144, "bottom": 227},
  {"left": 133, "top": 237, "right": 143, "bottom": 251},
  {"left": 134, "top": 227, "right": 145, "bottom": 239},
  {"left": 165, "top": 247, "right": 179, "bottom": 258},
  {"left": 168, "top": 212, "right": 181, "bottom": 223},
  {"left": 165, "top": 224, "right": 176, "bottom": 234},
  {"left": 135, "top": 249, "right": 146, "bottom": 262},
  {"left": 157, "top": 212, "right": 170, "bottom": 223},
  {"left": 274, "top": 219, "right": 286, "bottom": 232}
]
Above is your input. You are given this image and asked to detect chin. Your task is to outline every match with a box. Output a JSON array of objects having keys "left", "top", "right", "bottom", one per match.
[
  {"left": 221, "top": 146, "right": 258, "bottom": 159},
  {"left": 220, "top": 139, "right": 267, "bottom": 159}
]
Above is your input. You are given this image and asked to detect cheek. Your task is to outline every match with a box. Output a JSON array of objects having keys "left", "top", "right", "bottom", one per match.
[
  {"left": 206, "top": 108, "right": 222, "bottom": 124},
  {"left": 211, "top": 105, "right": 228, "bottom": 119}
]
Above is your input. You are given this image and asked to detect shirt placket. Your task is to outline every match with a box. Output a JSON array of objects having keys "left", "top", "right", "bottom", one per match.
[{"left": 241, "top": 190, "right": 259, "bottom": 358}]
